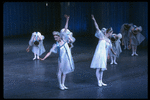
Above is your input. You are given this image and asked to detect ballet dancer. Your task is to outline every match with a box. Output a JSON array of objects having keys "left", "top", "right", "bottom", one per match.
[
  {"left": 40, "top": 15, "right": 74, "bottom": 90},
  {"left": 120, "top": 23, "right": 133, "bottom": 50},
  {"left": 128, "top": 25, "right": 145, "bottom": 56},
  {"left": 109, "top": 33, "right": 122, "bottom": 64},
  {"left": 26, "top": 32, "right": 45, "bottom": 60},
  {"left": 90, "top": 15, "right": 116, "bottom": 87}
]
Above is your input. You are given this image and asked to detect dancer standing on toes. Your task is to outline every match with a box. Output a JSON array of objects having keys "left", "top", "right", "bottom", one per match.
[
  {"left": 128, "top": 25, "right": 145, "bottom": 56},
  {"left": 90, "top": 15, "right": 116, "bottom": 87},
  {"left": 120, "top": 23, "right": 133, "bottom": 50},
  {"left": 26, "top": 32, "right": 45, "bottom": 60}
]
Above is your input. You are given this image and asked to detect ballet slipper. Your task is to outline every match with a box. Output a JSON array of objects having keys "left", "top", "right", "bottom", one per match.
[
  {"left": 110, "top": 61, "right": 113, "bottom": 64},
  {"left": 33, "top": 57, "right": 36, "bottom": 60},
  {"left": 101, "top": 81, "right": 107, "bottom": 86},
  {"left": 134, "top": 53, "right": 138, "bottom": 56},
  {"left": 131, "top": 53, "right": 134, "bottom": 56},
  {"left": 98, "top": 81, "right": 102, "bottom": 87},
  {"left": 37, "top": 56, "right": 39, "bottom": 59},
  {"left": 114, "top": 61, "right": 117, "bottom": 64},
  {"left": 62, "top": 84, "right": 68, "bottom": 89},
  {"left": 59, "top": 84, "right": 65, "bottom": 90}
]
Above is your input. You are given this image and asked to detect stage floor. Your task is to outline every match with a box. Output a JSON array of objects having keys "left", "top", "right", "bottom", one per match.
[{"left": 3, "top": 36, "right": 148, "bottom": 99}]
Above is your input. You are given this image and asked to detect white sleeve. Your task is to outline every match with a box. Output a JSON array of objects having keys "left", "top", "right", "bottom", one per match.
[{"left": 50, "top": 43, "right": 57, "bottom": 53}]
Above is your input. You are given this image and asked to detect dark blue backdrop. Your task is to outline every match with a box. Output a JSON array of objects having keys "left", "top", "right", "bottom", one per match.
[
  {"left": 3, "top": 2, "right": 148, "bottom": 47},
  {"left": 3, "top": 2, "right": 61, "bottom": 37}
]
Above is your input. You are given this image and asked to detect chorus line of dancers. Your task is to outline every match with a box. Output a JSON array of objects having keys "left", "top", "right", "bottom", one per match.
[{"left": 26, "top": 14, "right": 145, "bottom": 90}]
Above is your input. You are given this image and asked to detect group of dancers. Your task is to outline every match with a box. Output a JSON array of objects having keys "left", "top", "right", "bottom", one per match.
[{"left": 26, "top": 14, "right": 145, "bottom": 90}]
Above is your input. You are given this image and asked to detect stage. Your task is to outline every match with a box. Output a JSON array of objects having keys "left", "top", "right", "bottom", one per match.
[{"left": 3, "top": 36, "right": 148, "bottom": 99}]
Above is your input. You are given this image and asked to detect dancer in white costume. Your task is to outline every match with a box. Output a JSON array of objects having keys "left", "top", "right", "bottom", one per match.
[
  {"left": 90, "top": 15, "right": 116, "bottom": 87},
  {"left": 26, "top": 32, "right": 45, "bottom": 60},
  {"left": 120, "top": 23, "right": 133, "bottom": 50},
  {"left": 40, "top": 15, "right": 74, "bottom": 90},
  {"left": 109, "top": 33, "right": 122, "bottom": 64},
  {"left": 128, "top": 25, "right": 145, "bottom": 56}
]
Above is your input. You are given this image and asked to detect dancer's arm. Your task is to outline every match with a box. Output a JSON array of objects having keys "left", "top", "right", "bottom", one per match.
[
  {"left": 111, "top": 48, "right": 116, "bottom": 55},
  {"left": 64, "top": 14, "right": 70, "bottom": 33},
  {"left": 26, "top": 35, "right": 35, "bottom": 52},
  {"left": 91, "top": 14, "right": 100, "bottom": 31},
  {"left": 40, "top": 43, "right": 57, "bottom": 60},
  {"left": 26, "top": 45, "right": 31, "bottom": 52},
  {"left": 40, "top": 51, "right": 52, "bottom": 60}
]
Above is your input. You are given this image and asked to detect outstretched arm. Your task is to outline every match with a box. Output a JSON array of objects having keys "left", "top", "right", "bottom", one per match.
[
  {"left": 40, "top": 51, "right": 52, "bottom": 60},
  {"left": 91, "top": 14, "right": 100, "bottom": 31},
  {"left": 40, "top": 44, "right": 57, "bottom": 60},
  {"left": 64, "top": 14, "right": 70, "bottom": 33}
]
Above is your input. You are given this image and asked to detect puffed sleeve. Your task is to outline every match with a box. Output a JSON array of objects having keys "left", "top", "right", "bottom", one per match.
[
  {"left": 68, "top": 34, "right": 76, "bottom": 43},
  {"left": 138, "top": 26, "right": 142, "bottom": 32},
  {"left": 40, "top": 35, "right": 45, "bottom": 40},
  {"left": 50, "top": 43, "right": 57, "bottom": 53},
  {"left": 95, "top": 30, "right": 105, "bottom": 39}
]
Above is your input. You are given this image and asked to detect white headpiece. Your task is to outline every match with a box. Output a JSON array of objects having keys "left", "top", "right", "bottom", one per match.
[
  {"left": 60, "top": 28, "right": 71, "bottom": 35},
  {"left": 32, "top": 32, "right": 41, "bottom": 37},
  {"left": 117, "top": 33, "right": 122, "bottom": 39},
  {"left": 95, "top": 30, "right": 106, "bottom": 40}
]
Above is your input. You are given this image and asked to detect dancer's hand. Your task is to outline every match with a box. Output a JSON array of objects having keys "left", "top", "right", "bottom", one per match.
[
  {"left": 91, "top": 14, "right": 95, "bottom": 20},
  {"left": 64, "top": 14, "right": 69, "bottom": 19},
  {"left": 26, "top": 47, "right": 30, "bottom": 52},
  {"left": 40, "top": 58, "right": 45, "bottom": 61},
  {"left": 128, "top": 45, "right": 131, "bottom": 50}
]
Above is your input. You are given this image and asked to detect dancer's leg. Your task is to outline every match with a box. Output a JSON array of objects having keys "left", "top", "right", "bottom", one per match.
[
  {"left": 110, "top": 56, "right": 113, "bottom": 64},
  {"left": 62, "top": 73, "right": 68, "bottom": 89},
  {"left": 96, "top": 68, "right": 101, "bottom": 86},
  {"left": 131, "top": 45, "right": 134, "bottom": 56},
  {"left": 99, "top": 70, "right": 107, "bottom": 86},
  {"left": 57, "top": 68, "right": 64, "bottom": 90},
  {"left": 113, "top": 56, "right": 117, "bottom": 64},
  {"left": 134, "top": 45, "right": 138, "bottom": 56},
  {"left": 33, "top": 53, "right": 36, "bottom": 60}
]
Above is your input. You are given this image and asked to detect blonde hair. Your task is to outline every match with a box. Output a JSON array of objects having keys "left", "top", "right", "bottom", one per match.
[{"left": 52, "top": 31, "right": 60, "bottom": 36}]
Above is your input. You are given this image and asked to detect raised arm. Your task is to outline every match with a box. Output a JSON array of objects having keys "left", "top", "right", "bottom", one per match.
[
  {"left": 64, "top": 14, "right": 70, "bottom": 33},
  {"left": 91, "top": 14, "right": 100, "bottom": 31}
]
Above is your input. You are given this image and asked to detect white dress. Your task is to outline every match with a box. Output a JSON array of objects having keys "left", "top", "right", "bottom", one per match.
[
  {"left": 50, "top": 41, "right": 75, "bottom": 74},
  {"left": 129, "top": 26, "right": 145, "bottom": 46},
  {"left": 109, "top": 37, "right": 122, "bottom": 58},
  {"left": 29, "top": 35, "right": 46, "bottom": 56},
  {"left": 90, "top": 30, "right": 110, "bottom": 71}
]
